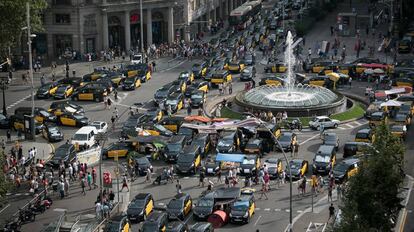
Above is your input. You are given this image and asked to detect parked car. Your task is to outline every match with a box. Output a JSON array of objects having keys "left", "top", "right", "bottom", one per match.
[{"left": 309, "top": 116, "right": 340, "bottom": 130}]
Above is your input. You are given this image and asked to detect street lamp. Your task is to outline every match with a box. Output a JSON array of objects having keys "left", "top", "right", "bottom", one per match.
[
  {"left": 139, "top": 0, "right": 144, "bottom": 53},
  {"left": 245, "top": 113, "right": 293, "bottom": 232}
]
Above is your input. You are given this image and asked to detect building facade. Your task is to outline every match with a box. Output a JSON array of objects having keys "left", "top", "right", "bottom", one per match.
[{"left": 32, "top": 0, "right": 249, "bottom": 59}]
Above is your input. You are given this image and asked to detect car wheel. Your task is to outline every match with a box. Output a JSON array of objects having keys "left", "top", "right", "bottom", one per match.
[
  {"left": 334, "top": 124, "right": 338, "bottom": 128},
  {"left": 95, "top": 97, "right": 100, "bottom": 102},
  {"left": 316, "top": 125, "right": 320, "bottom": 131}
]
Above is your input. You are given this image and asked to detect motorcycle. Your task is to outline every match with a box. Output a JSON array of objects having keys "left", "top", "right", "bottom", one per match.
[
  {"left": 3, "top": 219, "right": 22, "bottom": 232},
  {"left": 18, "top": 209, "right": 35, "bottom": 223},
  {"left": 285, "top": 118, "right": 303, "bottom": 131}
]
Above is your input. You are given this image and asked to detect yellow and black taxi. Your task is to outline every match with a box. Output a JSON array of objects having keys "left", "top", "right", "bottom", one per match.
[
  {"left": 189, "top": 222, "right": 214, "bottom": 232},
  {"left": 343, "top": 141, "right": 371, "bottom": 158},
  {"left": 264, "top": 158, "right": 283, "bottom": 179},
  {"left": 137, "top": 123, "right": 174, "bottom": 137},
  {"left": 166, "top": 193, "right": 193, "bottom": 220},
  {"left": 58, "top": 77, "right": 85, "bottom": 88},
  {"left": 239, "top": 155, "right": 261, "bottom": 176},
  {"left": 14, "top": 107, "right": 57, "bottom": 124},
  {"left": 393, "top": 113, "right": 411, "bottom": 127},
  {"left": 333, "top": 157, "right": 360, "bottom": 183},
  {"left": 102, "top": 141, "right": 137, "bottom": 159},
  {"left": 185, "top": 80, "right": 209, "bottom": 98},
  {"left": 190, "top": 133, "right": 211, "bottom": 157},
  {"left": 42, "top": 123, "right": 64, "bottom": 142},
  {"left": 171, "top": 79, "right": 187, "bottom": 93},
  {"left": 36, "top": 82, "right": 59, "bottom": 99},
  {"left": 395, "top": 78, "right": 414, "bottom": 88},
  {"left": 304, "top": 76, "right": 328, "bottom": 87},
  {"left": 286, "top": 159, "right": 309, "bottom": 180},
  {"left": 369, "top": 111, "right": 388, "bottom": 128},
  {"left": 166, "top": 221, "right": 188, "bottom": 232},
  {"left": 71, "top": 85, "right": 108, "bottom": 102},
  {"left": 164, "top": 135, "right": 187, "bottom": 162},
  {"left": 49, "top": 101, "right": 84, "bottom": 117},
  {"left": 175, "top": 145, "right": 202, "bottom": 174},
  {"left": 122, "top": 75, "right": 141, "bottom": 90},
  {"left": 355, "top": 128, "right": 376, "bottom": 143},
  {"left": 10, "top": 114, "right": 44, "bottom": 133},
  {"left": 217, "top": 130, "right": 240, "bottom": 153},
  {"left": 165, "top": 93, "right": 184, "bottom": 113},
  {"left": 127, "top": 193, "right": 154, "bottom": 222},
  {"left": 259, "top": 74, "right": 285, "bottom": 86},
  {"left": 140, "top": 211, "right": 168, "bottom": 232},
  {"left": 277, "top": 132, "right": 298, "bottom": 152},
  {"left": 192, "top": 62, "right": 208, "bottom": 78},
  {"left": 178, "top": 71, "right": 195, "bottom": 85},
  {"left": 322, "top": 132, "right": 340, "bottom": 151},
  {"left": 104, "top": 215, "right": 130, "bottom": 232},
  {"left": 229, "top": 193, "right": 255, "bottom": 224},
  {"left": 256, "top": 123, "right": 282, "bottom": 153},
  {"left": 390, "top": 124, "right": 408, "bottom": 140},
  {"left": 57, "top": 113, "right": 89, "bottom": 127},
  {"left": 203, "top": 155, "right": 220, "bottom": 175},
  {"left": 264, "top": 62, "right": 287, "bottom": 73},
  {"left": 210, "top": 70, "right": 232, "bottom": 86},
  {"left": 154, "top": 84, "right": 175, "bottom": 106},
  {"left": 53, "top": 84, "right": 74, "bottom": 99},
  {"left": 145, "top": 108, "right": 164, "bottom": 123},
  {"left": 105, "top": 72, "right": 125, "bottom": 87},
  {"left": 243, "top": 138, "right": 263, "bottom": 156},
  {"left": 311, "top": 61, "right": 334, "bottom": 73},
  {"left": 190, "top": 90, "right": 206, "bottom": 108},
  {"left": 312, "top": 145, "right": 336, "bottom": 175},
  {"left": 126, "top": 64, "right": 151, "bottom": 82},
  {"left": 159, "top": 116, "right": 185, "bottom": 133},
  {"left": 227, "top": 60, "right": 245, "bottom": 73},
  {"left": 398, "top": 103, "right": 414, "bottom": 118}
]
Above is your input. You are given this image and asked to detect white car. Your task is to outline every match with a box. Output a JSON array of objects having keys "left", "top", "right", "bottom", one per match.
[
  {"left": 131, "top": 54, "right": 143, "bottom": 64},
  {"left": 309, "top": 116, "right": 340, "bottom": 130},
  {"left": 89, "top": 121, "right": 108, "bottom": 134}
]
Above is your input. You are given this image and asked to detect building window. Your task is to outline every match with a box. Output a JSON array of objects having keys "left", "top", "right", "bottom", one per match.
[
  {"left": 55, "top": 14, "right": 71, "bottom": 24},
  {"left": 54, "top": 34, "right": 73, "bottom": 57},
  {"left": 53, "top": 0, "right": 72, "bottom": 5}
]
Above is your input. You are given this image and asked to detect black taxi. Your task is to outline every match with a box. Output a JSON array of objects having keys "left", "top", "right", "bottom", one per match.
[
  {"left": 229, "top": 193, "right": 255, "bottom": 224},
  {"left": 127, "top": 193, "right": 154, "bottom": 222},
  {"left": 175, "top": 145, "right": 202, "bottom": 174},
  {"left": 122, "top": 76, "right": 141, "bottom": 90},
  {"left": 192, "top": 62, "right": 208, "bottom": 78},
  {"left": 165, "top": 93, "right": 184, "bottom": 113},
  {"left": 259, "top": 74, "right": 285, "bottom": 86},
  {"left": 166, "top": 193, "right": 193, "bottom": 220},
  {"left": 190, "top": 133, "right": 211, "bottom": 157},
  {"left": 227, "top": 60, "right": 245, "bottom": 73},
  {"left": 57, "top": 113, "right": 89, "bottom": 127},
  {"left": 178, "top": 71, "right": 195, "bottom": 85},
  {"left": 140, "top": 211, "right": 168, "bottom": 232},
  {"left": 71, "top": 85, "right": 107, "bottom": 102},
  {"left": 49, "top": 101, "right": 84, "bottom": 117},
  {"left": 104, "top": 215, "right": 130, "bottom": 232},
  {"left": 210, "top": 70, "right": 232, "bottom": 86},
  {"left": 36, "top": 82, "right": 59, "bottom": 99}
]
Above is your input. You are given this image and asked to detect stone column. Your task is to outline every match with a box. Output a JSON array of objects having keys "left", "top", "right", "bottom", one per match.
[
  {"left": 229, "top": 0, "right": 233, "bottom": 13},
  {"left": 223, "top": 0, "right": 227, "bottom": 19},
  {"left": 102, "top": 11, "right": 109, "bottom": 50},
  {"left": 146, "top": 8, "right": 153, "bottom": 47},
  {"left": 168, "top": 7, "right": 174, "bottom": 44},
  {"left": 212, "top": 6, "right": 217, "bottom": 22},
  {"left": 124, "top": 11, "right": 131, "bottom": 52}
]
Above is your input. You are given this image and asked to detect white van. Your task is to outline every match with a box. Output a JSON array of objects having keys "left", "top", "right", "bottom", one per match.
[
  {"left": 71, "top": 126, "right": 98, "bottom": 149},
  {"left": 131, "top": 54, "right": 143, "bottom": 64}
]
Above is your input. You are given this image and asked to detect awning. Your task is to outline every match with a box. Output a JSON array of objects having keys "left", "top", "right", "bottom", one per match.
[
  {"left": 385, "top": 88, "right": 406, "bottom": 95},
  {"left": 215, "top": 153, "right": 245, "bottom": 163}
]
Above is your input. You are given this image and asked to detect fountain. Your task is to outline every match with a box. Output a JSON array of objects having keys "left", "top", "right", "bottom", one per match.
[{"left": 234, "top": 31, "right": 346, "bottom": 117}]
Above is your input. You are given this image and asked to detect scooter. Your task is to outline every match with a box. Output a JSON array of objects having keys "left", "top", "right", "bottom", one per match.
[
  {"left": 286, "top": 118, "right": 303, "bottom": 131},
  {"left": 18, "top": 209, "right": 35, "bottom": 223}
]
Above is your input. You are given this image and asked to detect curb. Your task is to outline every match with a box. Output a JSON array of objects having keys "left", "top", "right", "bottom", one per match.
[
  {"left": 395, "top": 175, "right": 413, "bottom": 232},
  {"left": 45, "top": 143, "right": 55, "bottom": 161}
]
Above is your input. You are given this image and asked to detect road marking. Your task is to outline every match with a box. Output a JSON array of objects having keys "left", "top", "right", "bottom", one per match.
[
  {"left": 264, "top": 208, "right": 270, "bottom": 211},
  {"left": 0, "top": 204, "right": 10, "bottom": 214},
  {"left": 297, "top": 210, "right": 303, "bottom": 213},
  {"left": 15, "top": 193, "right": 22, "bottom": 196},
  {"left": 6, "top": 93, "right": 33, "bottom": 109},
  {"left": 5, "top": 193, "right": 11, "bottom": 196},
  {"left": 352, "top": 121, "right": 362, "bottom": 126},
  {"left": 254, "top": 215, "right": 262, "bottom": 226},
  {"left": 337, "top": 126, "right": 347, "bottom": 130},
  {"left": 256, "top": 208, "right": 260, "bottom": 211},
  {"left": 275, "top": 209, "right": 281, "bottom": 212},
  {"left": 25, "top": 193, "right": 30, "bottom": 196},
  {"left": 285, "top": 209, "right": 290, "bottom": 212},
  {"left": 54, "top": 208, "right": 67, "bottom": 212},
  {"left": 158, "top": 203, "right": 165, "bottom": 206},
  {"left": 299, "top": 134, "right": 320, "bottom": 146}
]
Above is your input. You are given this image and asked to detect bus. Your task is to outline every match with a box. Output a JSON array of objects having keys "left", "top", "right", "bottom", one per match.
[{"left": 229, "top": 0, "right": 262, "bottom": 30}]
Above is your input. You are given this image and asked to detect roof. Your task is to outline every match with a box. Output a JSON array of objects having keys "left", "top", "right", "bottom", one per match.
[
  {"left": 75, "top": 126, "right": 97, "bottom": 134},
  {"left": 134, "top": 193, "right": 151, "bottom": 200},
  {"left": 317, "top": 145, "right": 335, "bottom": 154},
  {"left": 357, "top": 128, "right": 371, "bottom": 134},
  {"left": 174, "top": 192, "right": 190, "bottom": 201},
  {"left": 342, "top": 158, "right": 360, "bottom": 165}
]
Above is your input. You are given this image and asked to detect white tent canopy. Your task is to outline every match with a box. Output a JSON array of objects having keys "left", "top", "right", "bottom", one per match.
[
  {"left": 380, "top": 100, "right": 403, "bottom": 107},
  {"left": 384, "top": 88, "right": 406, "bottom": 95}
]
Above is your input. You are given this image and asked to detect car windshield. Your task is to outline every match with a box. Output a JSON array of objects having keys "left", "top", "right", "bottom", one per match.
[
  {"left": 218, "top": 139, "right": 232, "bottom": 147},
  {"left": 91, "top": 122, "right": 102, "bottom": 129},
  {"left": 290, "top": 160, "right": 302, "bottom": 168},
  {"left": 39, "top": 84, "right": 51, "bottom": 91},
  {"left": 105, "top": 221, "right": 120, "bottom": 232},
  {"left": 265, "top": 159, "right": 278, "bottom": 164},
  {"left": 167, "top": 144, "right": 182, "bottom": 152},
  {"left": 73, "top": 134, "right": 87, "bottom": 141},
  {"left": 315, "top": 155, "right": 330, "bottom": 163},
  {"left": 242, "top": 159, "right": 255, "bottom": 165},
  {"left": 356, "top": 132, "right": 369, "bottom": 139},
  {"left": 0, "top": 114, "right": 6, "bottom": 120},
  {"left": 65, "top": 106, "right": 77, "bottom": 113},
  {"left": 191, "top": 94, "right": 202, "bottom": 99},
  {"left": 54, "top": 148, "right": 68, "bottom": 158},
  {"left": 232, "top": 201, "right": 249, "bottom": 210},
  {"left": 39, "top": 110, "right": 51, "bottom": 117},
  {"left": 197, "top": 199, "right": 214, "bottom": 207},
  {"left": 166, "top": 100, "right": 178, "bottom": 105},
  {"left": 130, "top": 199, "right": 145, "bottom": 208},
  {"left": 56, "top": 86, "right": 67, "bottom": 93},
  {"left": 73, "top": 114, "right": 85, "bottom": 120},
  {"left": 168, "top": 200, "right": 183, "bottom": 209},
  {"left": 243, "top": 69, "right": 251, "bottom": 74},
  {"left": 137, "top": 158, "right": 149, "bottom": 165},
  {"left": 124, "top": 78, "right": 135, "bottom": 84},
  {"left": 155, "top": 90, "right": 168, "bottom": 98},
  {"left": 391, "top": 125, "right": 404, "bottom": 132},
  {"left": 334, "top": 163, "right": 349, "bottom": 173},
  {"left": 48, "top": 127, "right": 59, "bottom": 133},
  {"left": 154, "top": 124, "right": 168, "bottom": 132},
  {"left": 324, "top": 135, "right": 337, "bottom": 142},
  {"left": 279, "top": 135, "right": 291, "bottom": 142}
]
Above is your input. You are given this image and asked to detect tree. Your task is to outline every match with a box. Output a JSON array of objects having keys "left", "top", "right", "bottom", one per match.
[
  {"left": 336, "top": 124, "right": 405, "bottom": 232},
  {"left": 0, "top": 0, "right": 47, "bottom": 57},
  {"left": 0, "top": 150, "right": 11, "bottom": 200}
]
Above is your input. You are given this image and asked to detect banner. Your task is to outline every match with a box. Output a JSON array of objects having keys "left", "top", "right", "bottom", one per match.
[{"left": 76, "top": 146, "right": 101, "bottom": 166}]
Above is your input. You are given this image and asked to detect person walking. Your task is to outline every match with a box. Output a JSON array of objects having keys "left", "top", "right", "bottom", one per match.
[
  {"left": 199, "top": 170, "right": 205, "bottom": 187},
  {"left": 187, "top": 103, "right": 192, "bottom": 116},
  {"left": 228, "top": 82, "right": 233, "bottom": 94},
  {"left": 328, "top": 203, "right": 335, "bottom": 221},
  {"left": 176, "top": 180, "right": 182, "bottom": 194},
  {"left": 216, "top": 169, "right": 222, "bottom": 183},
  {"left": 258, "top": 183, "right": 269, "bottom": 200},
  {"left": 337, "top": 184, "right": 342, "bottom": 201},
  {"left": 92, "top": 168, "right": 98, "bottom": 188},
  {"left": 58, "top": 180, "right": 65, "bottom": 199},
  {"left": 349, "top": 77, "right": 352, "bottom": 88},
  {"left": 107, "top": 98, "right": 112, "bottom": 109},
  {"left": 87, "top": 172, "right": 92, "bottom": 190},
  {"left": 328, "top": 185, "right": 333, "bottom": 202},
  {"left": 152, "top": 61, "right": 156, "bottom": 72},
  {"left": 120, "top": 175, "right": 129, "bottom": 192},
  {"left": 64, "top": 178, "right": 70, "bottom": 196}
]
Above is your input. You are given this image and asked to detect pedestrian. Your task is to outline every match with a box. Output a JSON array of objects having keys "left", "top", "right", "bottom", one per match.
[
  {"left": 328, "top": 203, "right": 335, "bottom": 220},
  {"left": 64, "top": 178, "right": 70, "bottom": 196},
  {"left": 152, "top": 61, "right": 156, "bottom": 72},
  {"left": 87, "top": 172, "right": 92, "bottom": 190},
  {"left": 330, "top": 26, "right": 334, "bottom": 36},
  {"left": 121, "top": 175, "right": 129, "bottom": 192},
  {"left": 95, "top": 201, "right": 102, "bottom": 220},
  {"left": 301, "top": 176, "right": 307, "bottom": 195},
  {"left": 167, "top": 104, "right": 172, "bottom": 117},
  {"left": 199, "top": 170, "right": 205, "bottom": 187},
  {"left": 328, "top": 185, "right": 333, "bottom": 202},
  {"left": 92, "top": 167, "right": 98, "bottom": 188},
  {"left": 111, "top": 115, "right": 116, "bottom": 130},
  {"left": 187, "top": 103, "right": 192, "bottom": 116},
  {"left": 258, "top": 183, "right": 268, "bottom": 200},
  {"left": 308, "top": 48, "right": 312, "bottom": 59},
  {"left": 6, "top": 130, "right": 11, "bottom": 142},
  {"left": 114, "top": 107, "right": 119, "bottom": 119},
  {"left": 219, "top": 83, "right": 223, "bottom": 95},
  {"left": 349, "top": 77, "right": 352, "bottom": 87},
  {"left": 58, "top": 180, "right": 65, "bottom": 199},
  {"left": 176, "top": 179, "right": 182, "bottom": 194},
  {"left": 107, "top": 98, "right": 112, "bottom": 109},
  {"left": 145, "top": 167, "right": 152, "bottom": 182},
  {"left": 228, "top": 82, "right": 233, "bottom": 94},
  {"left": 337, "top": 184, "right": 342, "bottom": 200}
]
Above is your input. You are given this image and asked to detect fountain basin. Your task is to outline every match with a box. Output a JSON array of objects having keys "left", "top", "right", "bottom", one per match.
[{"left": 234, "top": 84, "right": 347, "bottom": 117}]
